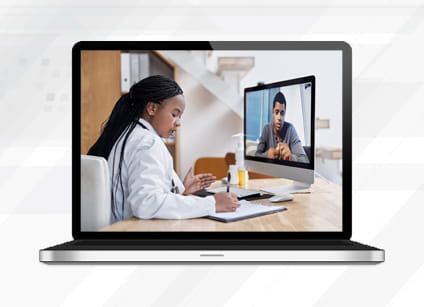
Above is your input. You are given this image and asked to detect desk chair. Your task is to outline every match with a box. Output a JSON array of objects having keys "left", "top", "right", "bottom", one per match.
[
  {"left": 81, "top": 155, "right": 111, "bottom": 231},
  {"left": 193, "top": 157, "right": 228, "bottom": 179}
]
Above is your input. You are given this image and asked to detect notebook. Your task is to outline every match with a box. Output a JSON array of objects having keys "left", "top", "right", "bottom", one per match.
[
  {"left": 207, "top": 200, "right": 286, "bottom": 222},
  {"left": 39, "top": 41, "right": 384, "bottom": 262}
]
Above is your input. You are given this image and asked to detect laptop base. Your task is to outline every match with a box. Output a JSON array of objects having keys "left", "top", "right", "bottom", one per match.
[{"left": 40, "top": 240, "right": 384, "bottom": 262}]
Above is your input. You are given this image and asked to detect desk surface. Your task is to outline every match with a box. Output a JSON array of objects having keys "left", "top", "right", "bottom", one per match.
[{"left": 101, "top": 178, "right": 342, "bottom": 232}]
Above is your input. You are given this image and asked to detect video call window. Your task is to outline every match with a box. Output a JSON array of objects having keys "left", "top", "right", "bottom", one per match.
[{"left": 245, "top": 80, "right": 313, "bottom": 166}]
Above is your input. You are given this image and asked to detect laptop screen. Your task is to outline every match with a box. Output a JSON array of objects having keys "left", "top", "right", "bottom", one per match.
[{"left": 74, "top": 42, "right": 351, "bottom": 240}]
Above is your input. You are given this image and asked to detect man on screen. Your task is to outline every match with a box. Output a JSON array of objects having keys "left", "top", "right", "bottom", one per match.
[{"left": 255, "top": 92, "right": 309, "bottom": 163}]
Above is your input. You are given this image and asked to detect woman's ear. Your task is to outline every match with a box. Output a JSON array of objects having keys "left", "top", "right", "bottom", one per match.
[{"left": 145, "top": 102, "right": 158, "bottom": 116}]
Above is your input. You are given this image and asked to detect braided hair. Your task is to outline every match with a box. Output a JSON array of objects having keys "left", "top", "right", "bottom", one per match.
[{"left": 87, "top": 75, "right": 183, "bottom": 221}]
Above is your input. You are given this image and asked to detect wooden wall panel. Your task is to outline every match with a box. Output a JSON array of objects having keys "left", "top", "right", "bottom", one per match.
[{"left": 81, "top": 50, "right": 121, "bottom": 155}]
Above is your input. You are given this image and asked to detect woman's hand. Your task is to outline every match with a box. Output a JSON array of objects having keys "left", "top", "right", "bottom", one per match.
[
  {"left": 182, "top": 167, "right": 216, "bottom": 195},
  {"left": 214, "top": 192, "right": 240, "bottom": 212}
]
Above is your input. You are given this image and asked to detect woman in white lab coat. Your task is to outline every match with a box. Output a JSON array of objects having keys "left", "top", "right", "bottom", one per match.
[{"left": 88, "top": 75, "right": 240, "bottom": 223}]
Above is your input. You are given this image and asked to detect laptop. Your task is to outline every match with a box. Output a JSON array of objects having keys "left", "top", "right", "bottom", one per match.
[{"left": 39, "top": 41, "right": 384, "bottom": 262}]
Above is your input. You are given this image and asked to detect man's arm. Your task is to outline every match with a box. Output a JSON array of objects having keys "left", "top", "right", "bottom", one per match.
[
  {"left": 287, "top": 125, "right": 309, "bottom": 163},
  {"left": 255, "top": 124, "right": 270, "bottom": 158}
]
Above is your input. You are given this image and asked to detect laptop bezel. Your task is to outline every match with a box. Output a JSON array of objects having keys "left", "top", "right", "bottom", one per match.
[{"left": 72, "top": 41, "right": 352, "bottom": 240}]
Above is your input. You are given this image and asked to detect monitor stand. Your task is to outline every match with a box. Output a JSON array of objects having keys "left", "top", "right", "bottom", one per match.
[{"left": 260, "top": 181, "right": 311, "bottom": 195}]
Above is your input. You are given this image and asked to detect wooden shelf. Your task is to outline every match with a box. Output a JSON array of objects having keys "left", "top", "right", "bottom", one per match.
[{"left": 316, "top": 147, "right": 342, "bottom": 160}]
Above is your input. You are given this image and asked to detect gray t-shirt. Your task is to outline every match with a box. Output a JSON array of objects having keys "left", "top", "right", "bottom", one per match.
[{"left": 255, "top": 122, "right": 309, "bottom": 163}]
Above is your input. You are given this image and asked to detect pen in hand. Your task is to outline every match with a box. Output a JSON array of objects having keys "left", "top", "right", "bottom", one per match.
[{"left": 227, "top": 172, "right": 231, "bottom": 192}]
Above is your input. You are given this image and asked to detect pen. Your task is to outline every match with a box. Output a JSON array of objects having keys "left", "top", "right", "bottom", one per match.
[{"left": 227, "top": 172, "right": 231, "bottom": 192}]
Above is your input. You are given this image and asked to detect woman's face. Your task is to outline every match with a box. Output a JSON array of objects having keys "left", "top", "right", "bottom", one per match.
[{"left": 148, "top": 94, "right": 186, "bottom": 138}]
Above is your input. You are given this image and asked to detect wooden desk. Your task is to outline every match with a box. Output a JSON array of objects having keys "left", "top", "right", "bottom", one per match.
[{"left": 101, "top": 178, "right": 342, "bottom": 232}]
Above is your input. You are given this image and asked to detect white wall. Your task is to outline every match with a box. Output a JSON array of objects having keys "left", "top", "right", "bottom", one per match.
[{"left": 175, "top": 68, "right": 243, "bottom": 177}]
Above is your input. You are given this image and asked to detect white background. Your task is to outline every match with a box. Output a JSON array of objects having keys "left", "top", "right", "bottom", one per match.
[{"left": 1, "top": 1, "right": 424, "bottom": 306}]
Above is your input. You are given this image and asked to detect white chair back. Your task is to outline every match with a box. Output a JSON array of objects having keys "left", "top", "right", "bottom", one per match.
[{"left": 81, "top": 155, "right": 111, "bottom": 231}]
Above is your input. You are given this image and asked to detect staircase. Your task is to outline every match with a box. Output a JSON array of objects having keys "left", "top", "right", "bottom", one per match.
[{"left": 159, "top": 51, "right": 254, "bottom": 118}]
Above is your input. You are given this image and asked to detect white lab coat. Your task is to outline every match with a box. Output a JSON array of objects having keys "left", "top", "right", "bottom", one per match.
[{"left": 108, "top": 118, "right": 215, "bottom": 223}]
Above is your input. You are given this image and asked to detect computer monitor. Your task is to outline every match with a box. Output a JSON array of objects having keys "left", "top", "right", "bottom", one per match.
[{"left": 244, "top": 76, "right": 315, "bottom": 194}]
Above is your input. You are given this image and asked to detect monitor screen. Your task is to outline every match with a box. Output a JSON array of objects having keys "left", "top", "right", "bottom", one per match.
[
  {"left": 245, "top": 75, "right": 315, "bottom": 172},
  {"left": 75, "top": 42, "right": 348, "bottom": 238}
]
